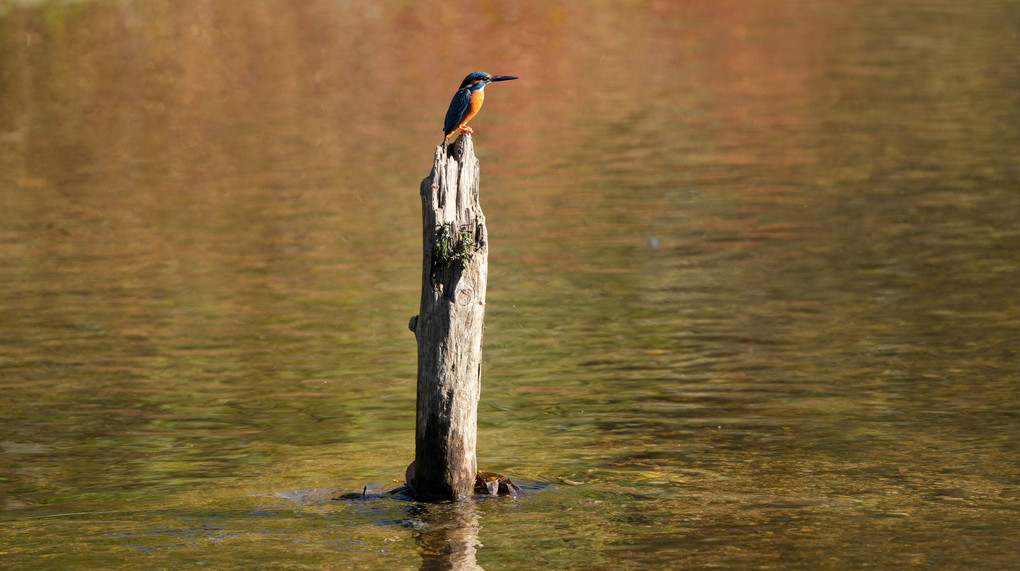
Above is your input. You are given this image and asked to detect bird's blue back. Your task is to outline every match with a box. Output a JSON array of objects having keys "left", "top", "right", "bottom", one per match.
[{"left": 443, "top": 89, "right": 472, "bottom": 135}]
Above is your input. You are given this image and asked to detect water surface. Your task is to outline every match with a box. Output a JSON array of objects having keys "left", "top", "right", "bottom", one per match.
[{"left": 1, "top": 1, "right": 1018, "bottom": 568}]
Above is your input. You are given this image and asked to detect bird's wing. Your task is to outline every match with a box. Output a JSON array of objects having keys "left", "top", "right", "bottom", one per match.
[{"left": 443, "top": 89, "right": 471, "bottom": 136}]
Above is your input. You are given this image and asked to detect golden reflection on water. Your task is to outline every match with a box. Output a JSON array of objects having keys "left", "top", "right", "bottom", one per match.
[{"left": 1, "top": 0, "right": 1019, "bottom": 568}]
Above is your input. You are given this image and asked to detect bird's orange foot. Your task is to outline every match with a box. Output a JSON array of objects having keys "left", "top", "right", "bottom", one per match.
[{"left": 459, "top": 126, "right": 474, "bottom": 134}]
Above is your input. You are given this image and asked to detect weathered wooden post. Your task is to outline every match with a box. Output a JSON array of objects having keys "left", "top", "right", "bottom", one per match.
[{"left": 408, "top": 133, "right": 487, "bottom": 500}]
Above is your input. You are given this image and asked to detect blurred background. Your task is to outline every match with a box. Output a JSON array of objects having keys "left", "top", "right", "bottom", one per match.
[{"left": 1, "top": 0, "right": 1018, "bottom": 568}]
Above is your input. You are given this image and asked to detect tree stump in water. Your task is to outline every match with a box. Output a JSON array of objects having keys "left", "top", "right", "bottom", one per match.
[{"left": 409, "top": 134, "right": 487, "bottom": 500}]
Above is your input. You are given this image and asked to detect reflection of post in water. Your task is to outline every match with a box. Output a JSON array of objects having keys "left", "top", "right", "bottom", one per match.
[{"left": 411, "top": 500, "right": 483, "bottom": 571}]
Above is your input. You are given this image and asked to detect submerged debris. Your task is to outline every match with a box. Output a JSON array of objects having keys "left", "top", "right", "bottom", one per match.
[
  {"left": 401, "top": 461, "right": 522, "bottom": 498},
  {"left": 474, "top": 472, "right": 522, "bottom": 497},
  {"left": 334, "top": 486, "right": 368, "bottom": 500},
  {"left": 332, "top": 463, "right": 523, "bottom": 501}
]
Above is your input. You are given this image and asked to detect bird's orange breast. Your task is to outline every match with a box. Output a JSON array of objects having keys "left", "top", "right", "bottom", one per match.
[{"left": 462, "top": 88, "right": 484, "bottom": 124}]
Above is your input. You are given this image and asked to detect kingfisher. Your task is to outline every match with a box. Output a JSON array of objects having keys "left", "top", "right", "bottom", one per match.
[{"left": 443, "top": 71, "right": 519, "bottom": 141}]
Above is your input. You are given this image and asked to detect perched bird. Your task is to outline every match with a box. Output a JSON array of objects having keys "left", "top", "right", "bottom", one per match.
[{"left": 443, "top": 71, "right": 519, "bottom": 141}]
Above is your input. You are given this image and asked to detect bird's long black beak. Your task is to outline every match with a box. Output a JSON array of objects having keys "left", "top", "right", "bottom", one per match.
[{"left": 489, "top": 75, "right": 519, "bottom": 82}]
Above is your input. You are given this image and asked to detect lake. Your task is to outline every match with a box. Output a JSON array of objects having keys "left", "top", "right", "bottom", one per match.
[{"left": 1, "top": 0, "right": 1018, "bottom": 568}]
